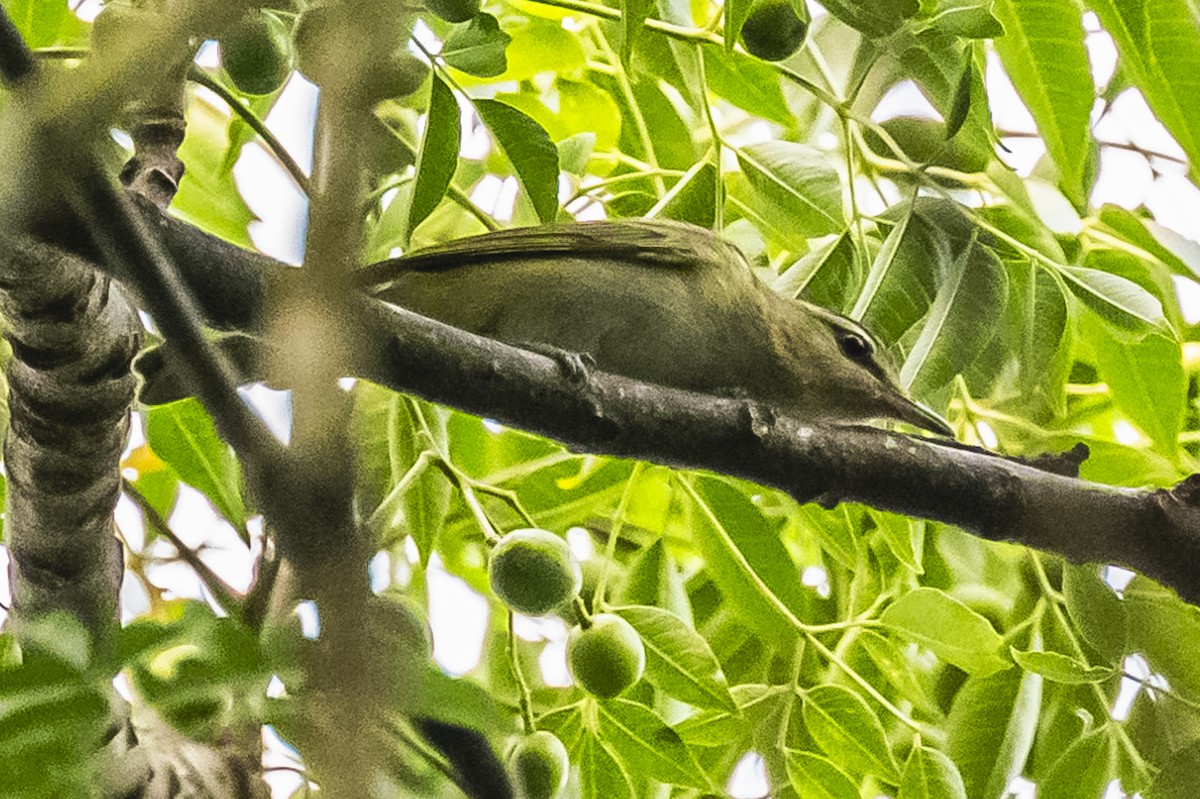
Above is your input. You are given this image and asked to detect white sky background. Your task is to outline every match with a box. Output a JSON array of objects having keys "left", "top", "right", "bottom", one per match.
[{"left": 0, "top": 4, "right": 1196, "bottom": 798}]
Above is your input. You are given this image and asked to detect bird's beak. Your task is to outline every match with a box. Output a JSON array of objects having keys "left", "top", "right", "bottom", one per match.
[{"left": 881, "top": 392, "right": 955, "bottom": 437}]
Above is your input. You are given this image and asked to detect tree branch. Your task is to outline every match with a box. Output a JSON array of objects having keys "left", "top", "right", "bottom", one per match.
[{"left": 41, "top": 204, "right": 1200, "bottom": 604}]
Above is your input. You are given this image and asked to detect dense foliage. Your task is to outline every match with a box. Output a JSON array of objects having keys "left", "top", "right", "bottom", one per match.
[{"left": 5, "top": 0, "right": 1200, "bottom": 797}]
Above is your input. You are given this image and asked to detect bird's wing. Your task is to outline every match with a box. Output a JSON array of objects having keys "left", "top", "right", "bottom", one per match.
[{"left": 355, "top": 219, "right": 748, "bottom": 290}]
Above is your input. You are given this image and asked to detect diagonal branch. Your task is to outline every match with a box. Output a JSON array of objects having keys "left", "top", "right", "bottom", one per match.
[{"left": 25, "top": 205, "right": 1200, "bottom": 604}]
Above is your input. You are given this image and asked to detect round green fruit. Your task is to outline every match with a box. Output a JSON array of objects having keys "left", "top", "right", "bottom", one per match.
[
  {"left": 221, "top": 11, "right": 293, "bottom": 95},
  {"left": 510, "top": 731, "right": 569, "bottom": 799},
  {"left": 567, "top": 614, "right": 645, "bottom": 698},
  {"left": 489, "top": 529, "right": 582, "bottom": 616},
  {"left": 740, "top": 0, "right": 809, "bottom": 62},
  {"left": 425, "top": 0, "right": 481, "bottom": 23}
]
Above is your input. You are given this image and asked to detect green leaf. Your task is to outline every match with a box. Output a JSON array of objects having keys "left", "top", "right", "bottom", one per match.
[
  {"left": 1084, "top": 316, "right": 1184, "bottom": 454},
  {"left": 900, "top": 745, "right": 969, "bottom": 799},
  {"left": 1010, "top": 648, "right": 1114, "bottom": 685},
  {"left": 880, "top": 588, "right": 1008, "bottom": 675},
  {"left": 991, "top": 0, "right": 1092, "bottom": 206},
  {"left": 403, "top": 76, "right": 460, "bottom": 244},
  {"left": 1062, "top": 564, "right": 1127, "bottom": 661},
  {"left": 496, "top": 16, "right": 586, "bottom": 83},
  {"left": 920, "top": 0, "right": 1005, "bottom": 38},
  {"left": 737, "top": 142, "right": 844, "bottom": 236},
  {"left": 597, "top": 699, "right": 711, "bottom": 789},
  {"left": 724, "top": 0, "right": 755, "bottom": 52},
  {"left": 683, "top": 476, "right": 804, "bottom": 644},
  {"left": 1124, "top": 578, "right": 1200, "bottom": 704},
  {"left": 146, "top": 399, "right": 249, "bottom": 539},
  {"left": 784, "top": 749, "right": 860, "bottom": 799},
  {"left": 802, "top": 685, "right": 900, "bottom": 781},
  {"left": 612, "top": 605, "right": 736, "bottom": 712},
  {"left": 1038, "top": 730, "right": 1118, "bottom": 799},
  {"left": 442, "top": 13, "right": 511, "bottom": 78},
  {"left": 858, "top": 630, "right": 941, "bottom": 716},
  {"left": 821, "top": 0, "right": 919, "bottom": 36},
  {"left": 175, "top": 97, "right": 257, "bottom": 248},
  {"left": 578, "top": 730, "right": 634, "bottom": 799},
  {"left": 1060, "top": 263, "right": 1167, "bottom": 330},
  {"left": 900, "top": 234, "right": 1008, "bottom": 396},
  {"left": 1145, "top": 738, "right": 1200, "bottom": 799},
  {"left": 474, "top": 98, "right": 560, "bottom": 223},
  {"left": 946, "top": 666, "right": 1042, "bottom": 799},
  {"left": 704, "top": 49, "right": 795, "bottom": 127},
  {"left": 622, "top": 0, "right": 654, "bottom": 63},
  {"left": 1089, "top": 0, "right": 1200, "bottom": 182},
  {"left": 11, "top": 0, "right": 87, "bottom": 48}
]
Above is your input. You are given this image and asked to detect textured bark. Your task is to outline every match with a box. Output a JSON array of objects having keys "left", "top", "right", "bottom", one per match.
[{"left": 0, "top": 235, "right": 140, "bottom": 653}]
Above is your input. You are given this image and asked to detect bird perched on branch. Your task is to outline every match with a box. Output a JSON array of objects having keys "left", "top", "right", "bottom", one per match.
[{"left": 138, "top": 219, "right": 951, "bottom": 436}]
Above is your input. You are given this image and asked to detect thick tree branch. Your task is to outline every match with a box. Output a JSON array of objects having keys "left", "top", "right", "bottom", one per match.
[{"left": 50, "top": 205, "right": 1200, "bottom": 604}]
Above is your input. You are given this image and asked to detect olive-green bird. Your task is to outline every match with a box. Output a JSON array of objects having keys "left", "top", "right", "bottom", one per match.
[{"left": 139, "top": 219, "right": 952, "bottom": 435}]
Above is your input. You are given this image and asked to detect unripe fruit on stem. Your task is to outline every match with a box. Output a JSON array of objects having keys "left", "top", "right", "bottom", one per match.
[
  {"left": 740, "top": 0, "right": 809, "bottom": 61},
  {"left": 510, "top": 731, "right": 569, "bottom": 799},
  {"left": 220, "top": 11, "right": 293, "bottom": 95},
  {"left": 567, "top": 614, "right": 645, "bottom": 698},
  {"left": 489, "top": 529, "right": 582, "bottom": 615}
]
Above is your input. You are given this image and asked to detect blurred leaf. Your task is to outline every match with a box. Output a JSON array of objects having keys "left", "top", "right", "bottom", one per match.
[
  {"left": 1062, "top": 564, "right": 1127, "bottom": 662},
  {"left": 992, "top": 0, "right": 1092, "bottom": 206},
  {"left": 784, "top": 749, "right": 860, "bottom": 799},
  {"left": 11, "top": 0, "right": 87, "bottom": 48},
  {"left": 1146, "top": 738, "right": 1200, "bottom": 799},
  {"left": 821, "top": 0, "right": 918, "bottom": 36},
  {"left": 146, "top": 399, "right": 249, "bottom": 539},
  {"left": 175, "top": 94, "right": 257, "bottom": 247},
  {"left": 919, "top": 0, "right": 1005, "bottom": 38},
  {"left": 474, "top": 98, "right": 560, "bottom": 223},
  {"left": 1010, "top": 648, "right": 1113, "bottom": 685},
  {"left": 1038, "top": 730, "right": 1118, "bottom": 799},
  {"left": 802, "top": 684, "right": 900, "bottom": 782},
  {"left": 880, "top": 588, "right": 1008, "bottom": 675},
  {"left": 1083, "top": 317, "right": 1184, "bottom": 455},
  {"left": 899, "top": 744, "right": 969, "bottom": 799},
  {"left": 613, "top": 605, "right": 737, "bottom": 711},
  {"left": 622, "top": 0, "right": 654, "bottom": 63},
  {"left": 946, "top": 666, "right": 1042, "bottom": 799},
  {"left": 443, "top": 14, "right": 511, "bottom": 78}
]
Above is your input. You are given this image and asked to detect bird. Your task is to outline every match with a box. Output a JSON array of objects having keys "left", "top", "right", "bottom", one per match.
[
  {"left": 138, "top": 218, "right": 952, "bottom": 436},
  {"left": 353, "top": 219, "right": 952, "bottom": 435}
]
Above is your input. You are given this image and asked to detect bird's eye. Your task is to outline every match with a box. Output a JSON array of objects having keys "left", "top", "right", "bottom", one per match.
[{"left": 838, "top": 332, "right": 872, "bottom": 361}]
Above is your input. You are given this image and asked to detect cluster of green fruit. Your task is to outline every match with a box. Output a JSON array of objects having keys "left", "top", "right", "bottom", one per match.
[
  {"left": 489, "top": 528, "right": 646, "bottom": 699},
  {"left": 489, "top": 527, "right": 647, "bottom": 797}
]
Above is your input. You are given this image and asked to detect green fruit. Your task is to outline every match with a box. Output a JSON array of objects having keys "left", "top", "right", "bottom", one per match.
[
  {"left": 740, "top": 0, "right": 809, "bottom": 61},
  {"left": 567, "top": 614, "right": 645, "bottom": 698},
  {"left": 221, "top": 11, "right": 293, "bottom": 95},
  {"left": 510, "top": 731, "right": 569, "bottom": 799},
  {"left": 489, "top": 529, "right": 582, "bottom": 615},
  {"left": 425, "top": 0, "right": 481, "bottom": 23}
]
